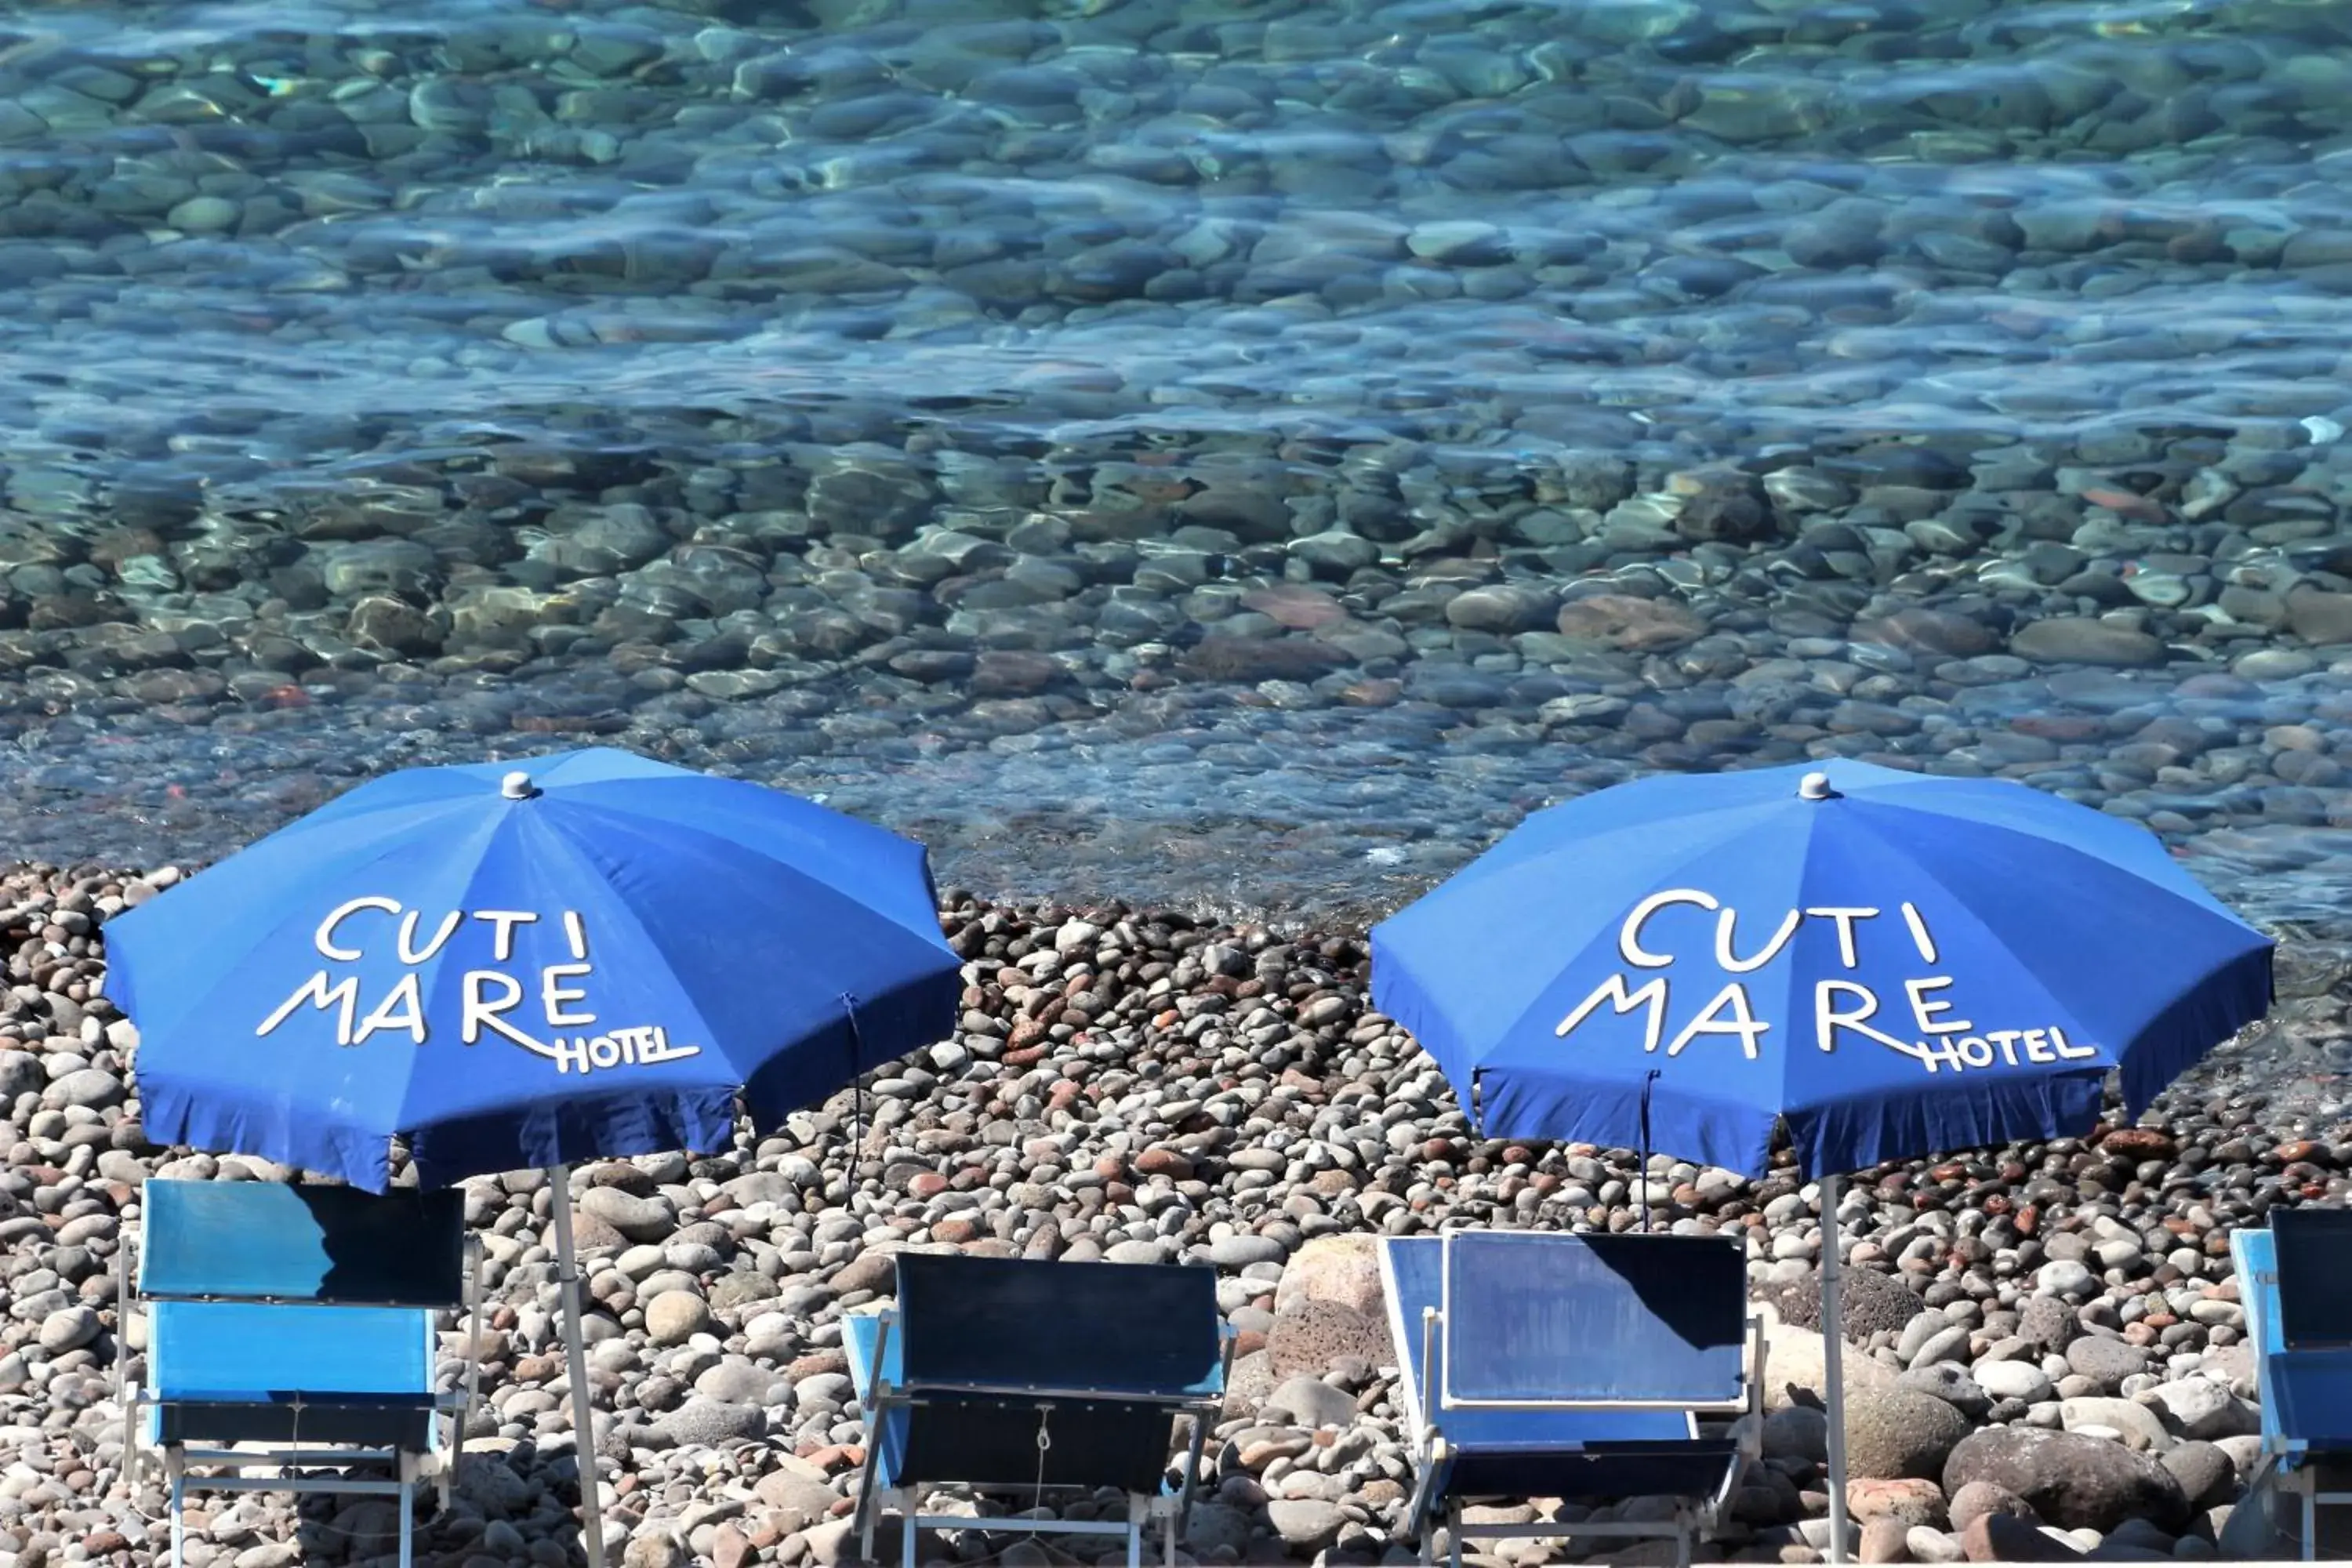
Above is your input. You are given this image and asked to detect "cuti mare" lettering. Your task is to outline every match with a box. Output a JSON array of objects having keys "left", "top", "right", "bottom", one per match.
[
  {"left": 1552, "top": 889, "right": 2099, "bottom": 1073},
  {"left": 255, "top": 896, "right": 702, "bottom": 1075}
]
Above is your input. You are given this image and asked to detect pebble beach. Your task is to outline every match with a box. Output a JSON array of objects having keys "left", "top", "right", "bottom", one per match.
[{"left": 0, "top": 870, "right": 2342, "bottom": 1566}]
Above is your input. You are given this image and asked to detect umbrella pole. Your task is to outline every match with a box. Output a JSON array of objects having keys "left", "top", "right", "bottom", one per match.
[
  {"left": 550, "top": 1164, "right": 610, "bottom": 1568},
  {"left": 1820, "top": 1171, "right": 1849, "bottom": 1567}
]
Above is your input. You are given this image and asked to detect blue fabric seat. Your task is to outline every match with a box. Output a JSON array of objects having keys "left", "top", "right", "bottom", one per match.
[
  {"left": 2232, "top": 1209, "right": 2352, "bottom": 1559},
  {"left": 846, "top": 1254, "right": 1232, "bottom": 1568},
  {"left": 1381, "top": 1232, "right": 1762, "bottom": 1568},
  {"left": 125, "top": 1181, "right": 480, "bottom": 1568}
]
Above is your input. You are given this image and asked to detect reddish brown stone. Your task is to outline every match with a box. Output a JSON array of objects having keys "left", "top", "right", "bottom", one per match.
[
  {"left": 1134, "top": 1147, "right": 1194, "bottom": 1180},
  {"left": 2097, "top": 1127, "right": 2176, "bottom": 1160},
  {"left": 804, "top": 1443, "right": 864, "bottom": 1473},
  {"left": 787, "top": 1350, "right": 849, "bottom": 1381},
  {"left": 1241, "top": 584, "right": 1348, "bottom": 630},
  {"left": 1338, "top": 679, "right": 1403, "bottom": 706},
  {"left": 1858, "top": 1515, "right": 1911, "bottom": 1564},
  {"left": 1555, "top": 592, "right": 1704, "bottom": 651},
  {"left": 2080, "top": 486, "right": 2168, "bottom": 524},
  {"left": 2010, "top": 714, "right": 2107, "bottom": 741}
]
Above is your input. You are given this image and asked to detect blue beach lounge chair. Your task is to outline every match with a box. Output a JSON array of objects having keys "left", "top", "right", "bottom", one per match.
[
  {"left": 846, "top": 1253, "right": 1233, "bottom": 1568},
  {"left": 1379, "top": 1229, "right": 1764, "bottom": 1568},
  {"left": 119, "top": 1180, "right": 482, "bottom": 1568},
  {"left": 2230, "top": 1207, "right": 2352, "bottom": 1559}
]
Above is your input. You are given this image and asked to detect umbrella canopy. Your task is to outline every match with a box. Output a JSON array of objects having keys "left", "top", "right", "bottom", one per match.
[
  {"left": 1371, "top": 758, "right": 2274, "bottom": 1181},
  {"left": 1371, "top": 757, "right": 2274, "bottom": 1568},
  {"left": 104, "top": 746, "right": 964, "bottom": 1191}
]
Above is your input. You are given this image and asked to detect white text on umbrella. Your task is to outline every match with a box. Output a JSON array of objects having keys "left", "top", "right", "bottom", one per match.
[
  {"left": 254, "top": 897, "right": 705, "bottom": 1074},
  {"left": 1551, "top": 888, "right": 2101, "bottom": 1071}
]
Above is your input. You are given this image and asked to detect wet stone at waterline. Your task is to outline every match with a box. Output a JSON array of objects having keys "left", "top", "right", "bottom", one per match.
[{"left": 0, "top": 0, "right": 2346, "bottom": 948}]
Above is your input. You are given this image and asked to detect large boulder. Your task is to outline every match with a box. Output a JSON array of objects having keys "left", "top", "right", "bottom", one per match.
[
  {"left": 2161, "top": 1441, "right": 2236, "bottom": 1509},
  {"left": 1947, "top": 1480, "right": 2037, "bottom": 1534},
  {"left": 1763, "top": 1406, "right": 1829, "bottom": 1463},
  {"left": 1942, "top": 1428, "right": 2190, "bottom": 1534},
  {"left": 1276, "top": 1233, "right": 1382, "bottom": 1318},
  {"left": 1848, "top": 1477, "right": 1950, "bottom": 1530},
  {"left": 1759, "top": 1313, "right": 1901, "bottom": 1411},
  {"left": 1848, "top": 1387, "right": 1974, "bottom": 1482},
  {"left": 1764, "top": 1266, "right": 1929, "bottom": 1343},
  {"left": 1265, "top": 1300, "right": 1391, "bottom": 1379},
  {"left": 1899, "top": 1363, "right": 1991, "bottom": 1421}
]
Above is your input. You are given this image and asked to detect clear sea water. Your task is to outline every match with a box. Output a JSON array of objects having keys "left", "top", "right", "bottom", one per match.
[{"left": 2, "top": 0, "right": 2349, "bottom": 1025}]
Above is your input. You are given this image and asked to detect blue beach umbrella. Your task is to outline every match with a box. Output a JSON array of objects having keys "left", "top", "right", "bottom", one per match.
[
  {"left": 103, "top": 746, "right": 964, "bottom": 1566},
  {"left": 1370, "top": 758, "right": 2274, "bottom": 1563}
]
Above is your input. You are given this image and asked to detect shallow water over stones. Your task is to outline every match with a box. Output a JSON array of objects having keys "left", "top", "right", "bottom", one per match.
[{"left": 0, "top": 0, "right": 2350, "bottom": 994}]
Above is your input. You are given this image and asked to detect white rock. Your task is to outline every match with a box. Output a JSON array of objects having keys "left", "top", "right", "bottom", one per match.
[
  {"left": 1907, "top": 1525, "right": 1965, "bottom": 1563},
  {"left": 1975, "top": 1359, "right": 2053, "bottom": 1404},
  {"left": 38, "top": 1306, "right": 98, "bottom": 1353},
  {"left": 2141, "top": 1377, "right": 2258, "bottom": 1440},
  {"left": 745, "top": 1312, "right": 795, "bottom": 1360},
  {"left": 2059, "top": 1396, "right": 2172, "bottom": 1453},
  {"left": 2036, "top": 1259, "right": 2096, "bottom": 1297}
]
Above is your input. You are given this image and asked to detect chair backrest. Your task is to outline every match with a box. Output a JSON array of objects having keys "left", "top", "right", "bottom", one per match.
[
  {"left": 140, "top": 1180, "right": 465, "bottom": 1307},
  {"left": 1440, "top": 1230, "right": 1748, "bottom": 1410},
  {"left": 893, "top": 1253, "right": 1225, "bottom": 1400},
  {"left": 2273, "top": 1208, "right": 2352, "bottom": 1352},
  {"left": 150, "top": 1301, "right": 434, "bottom": 1403}
]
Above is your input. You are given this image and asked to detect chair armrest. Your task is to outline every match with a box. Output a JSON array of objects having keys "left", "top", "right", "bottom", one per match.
[
  {"left": 845, "top": 1309, "right": 898, "bottom": 1412},
  {"left": 1745, "top": 1315, "right": 1769, "bottom": 1422},
  {"left": 1708, "top": 1416, "right": 1759, "bottom": 1525},
  {"left": 115, "top": 1219, "right": 139, "bottom": 1420},
  {"left": 1726, "top": 1410, "right": 1763, "bottom": 1465}
]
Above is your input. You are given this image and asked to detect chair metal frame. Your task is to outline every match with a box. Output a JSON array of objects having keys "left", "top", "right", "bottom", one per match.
[
  {"left": 1383, "top": 1232, "right": 1767, "bottom": 1568},
  {"left": 851, "top": 1300, "right": 1237, "bottom": 1568},
  {"left": 117, "top": 1186, "right": 485, "bottom": 1568},
  {"left": 2232, "top": 1222, "right": 2352, "bottom": 1561}
]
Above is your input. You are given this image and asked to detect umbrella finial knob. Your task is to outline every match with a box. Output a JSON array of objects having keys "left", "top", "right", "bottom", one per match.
[
  {"left": 1799, "top": 771, "right": 1838, "bottom": 801},
  {"left": 502, "top": 771, "right": 538, "bottom": 800}
]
